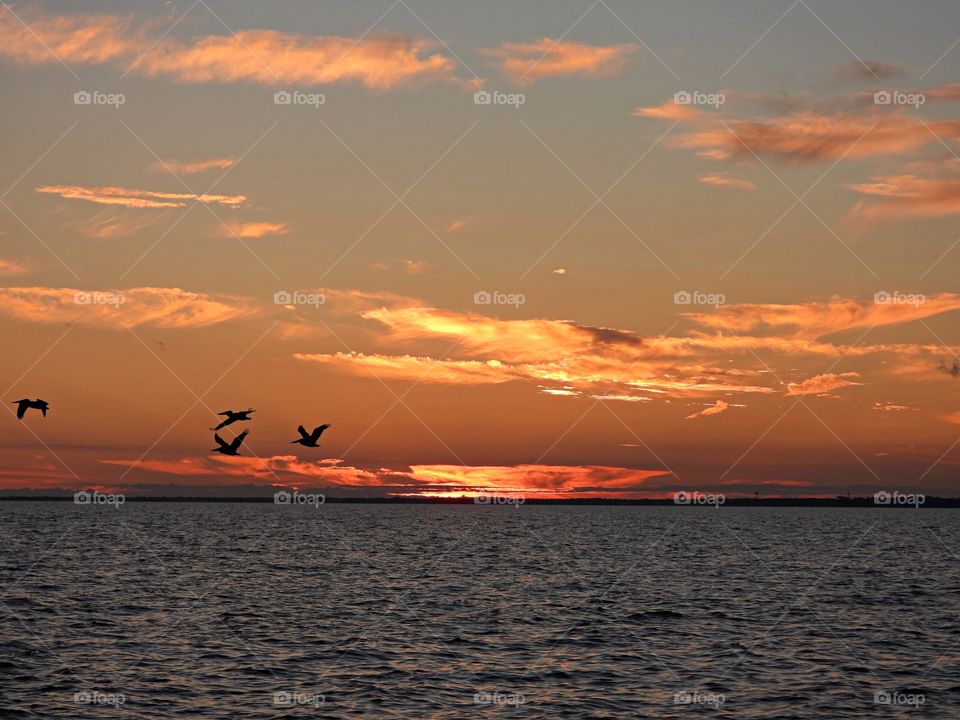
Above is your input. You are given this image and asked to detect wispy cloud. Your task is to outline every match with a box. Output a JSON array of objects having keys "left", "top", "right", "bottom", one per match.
[
  {"left": 400, "top": 464, "right": 670, "bottom": 497},
  {"left": 439, "top": 217, "right": 474, "bottom": 234},
  {"left": 684, "top": 294, "right": 960, "bottom": 337},
  {"left": 785, "top": 372, "right": 861, "bottom": 396},
  {"left": 0, "top": 10, "right": 460, "bottom": 89},
  {"left": 686, "top": 399, "right": 735, "bottom": 419},
  {"left": 102, "top": 456, "right": 381, "bottom": 486},
  {"left": 0, "top": 287, "right": 260, "bottom": 329},
  {"left": 847, "top": 173, "right": 960, "bottom": 222},
  {"left": 152, "top": 157, "right": 236, "bottom": 175},
  {"left": 0, "top": 258, "right": 28, "bottom": 276},
  {"left": 220, "top": 220, "right": 290, "bottom": 238},
  {"left": 698, "top": 173, "right": 755, "bottom": 191},
  {"left": 296, "top": 305, "right": 775, "bottom": 400},
  {"left": 36, "top": 184, "right": 246, "bottom": 209},
  {"left": 78, "top": 209, "right": 165, "bottom": 239},
  {"left": 637, "top": 101, "right": 960, "bottom": 164},
  {"left": 481, "top": 39, "right": 636, "bottom": 85},
  {"left": 295, "top": 352, "right": 517, "bottom": 385}
]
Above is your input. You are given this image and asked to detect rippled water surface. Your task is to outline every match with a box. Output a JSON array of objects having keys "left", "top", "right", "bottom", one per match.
[{"left": 0, "top": 503, "right": 958, "bottom": 718}]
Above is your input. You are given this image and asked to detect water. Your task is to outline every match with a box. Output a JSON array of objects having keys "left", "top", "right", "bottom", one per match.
[{"left": 0, "top": 503, "right": 957, "bottom": 718}]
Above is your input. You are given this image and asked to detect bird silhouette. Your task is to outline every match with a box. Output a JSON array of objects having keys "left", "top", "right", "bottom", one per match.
[
  {"left": 291, "top": 423, "right": 330, "bottom": 447},
  {"left": 12, "top": 399, "right": 48, "bottom": 420},
  {"left": 211, "top": 430, "right": 248, "bottom": 456},
  {"left": 210, "top": 408, "right": 255, "bottom": 431}
]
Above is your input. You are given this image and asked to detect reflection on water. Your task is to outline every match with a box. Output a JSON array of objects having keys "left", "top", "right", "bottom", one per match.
[{"left": 0, "top": 503, "right": 957, "bottom": 718}]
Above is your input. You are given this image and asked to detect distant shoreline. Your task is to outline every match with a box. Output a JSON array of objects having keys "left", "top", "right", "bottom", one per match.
[{"left": 2, "top": 496, "right": 960, "bottom": 507}]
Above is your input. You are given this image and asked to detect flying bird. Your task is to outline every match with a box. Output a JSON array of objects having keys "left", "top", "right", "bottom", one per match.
[
  {"left": 211, "top": 431, "right": 248, "bottom": 456},
  {"left": 291, "top": 423, "right": 330, "bottom": 448},
  {"left": 210, "top": 408, "right": 255, "bottom": 431},
  {"left": 12, "top": 399, "right": 48, "bottom": 420}
]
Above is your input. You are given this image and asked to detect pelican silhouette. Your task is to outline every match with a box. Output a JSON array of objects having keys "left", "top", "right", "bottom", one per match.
[
  {"left": 291, "top": 423, "right": 330, "bottom": 447},
  {"left": 211, "top": 431, "right": 248, "bottom": 456},
  {"left": 210, "top": 408, "right": 255, "bottom": 431},
  {"left": 12, "top": 399, "right": 48, "bottom": 420}
]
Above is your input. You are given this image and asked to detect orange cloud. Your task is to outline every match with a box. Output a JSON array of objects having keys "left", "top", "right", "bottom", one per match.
[
  {"left": 321, "top": 289, "right": 424, "bottom": 314},
  {"left": 0, "top": 10, "right": 458, "bottom": 89},
  {"left": 685, "top": 294, "right": 960, "bottom": 338},
  {"left": 296, "top": 306, "right": 776, "bottom": 400},
  {"left": 440, "top": 217, "right": 474, "bottom": 234},
  {"left": 98, "top": 458, "right": 671, "bottom": 497},
  {"left": 102, "top": 456, "right": 381, "bottom": 486},
  {"left": 633, "top": 100, "right": 708, "bottom": 123},
  {"left": 0, "top": 258, "right": 28, "bottom": 276},
  {"left": 0, "top": 287, "right": 260, "bottom": 329},
  {"left": 785, "top": 372, "right": 861, "bottom": 396},
  {"left": 221, "top": 220, "right": 290, "bottom": 239},
  {"left": 637, "top": 102, "right": 960, "bottom": 164},
  {"left": 152, "top": 157, "right": 236, "bottom": 175},
  {"left": 362, "top": 306, "right": 645, "bottom": 363},
  {"left": 873, "top": 402, "right": 912, "bottom": 412},
  {"left": 401, "top": 464, "right": 670, "bottom": 497},
  {"left": 0, "top": 11, "right": 147, "bottom": 65},
  {"left": 686, "top": 399, "right": 733, "bottom": 419},
  {"left": 37, "top": 185, "right": 246, "bottom": 209},
  {"left": 481, "top": 39, "right": 636, "bottom": 85},
  {"left": 79, "top": 209, "right": 165, "bottom": 239},
  {"left": 847, "top": 174, "right": 960, "bottom": 222},
  {"left": 295, "top": 352, "right": 517, "bottom": 385},
  {"left": 698, "top": 173, "right": 755, "bottom": 191},
  {"left": 288, "top": 296, "right": 960, "bottom": 405}
]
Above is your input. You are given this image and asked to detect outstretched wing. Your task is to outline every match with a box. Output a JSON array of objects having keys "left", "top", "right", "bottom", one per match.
[
  {"left": 217, "top": 410, "right": 233, "bottom": 416},
  {"left": 230, "top": 430, "right": 249, "bottom": 450},
  {"left": 311, "top": 423, "right": 331, "bottom": 440},
  {"left": 213, "top": 433, "right": 230, "bottom": 450},
  {"left": 297, "top": 425, "right": 309, "bottom": 439},
  {"left": 13, "top": 401, "right": 26, "bottom": 419}
]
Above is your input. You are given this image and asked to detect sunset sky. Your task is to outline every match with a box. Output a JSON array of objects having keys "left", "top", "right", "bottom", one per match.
[{"left": 1, "top": 0, "right": 959, "bottom": 498}]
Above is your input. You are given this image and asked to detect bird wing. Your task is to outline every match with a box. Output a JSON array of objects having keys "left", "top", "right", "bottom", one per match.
[
  {"left": 311, "top": 423, "right": 331, "bottom": 440},
  {"left": 213, "top": 434, "right": 230, "bottom": 450},
  {"left": 230, "top": 431, "right": 248, "bottom": 450},
  {"left": 13, "top": 401, "right": 26, "bottom": 419},
  {"left": 297, "top": 425, "right": 310, "bottom": 439},
  {"left": 217, "top": 410, "right": 233, "bottom": 416}
]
